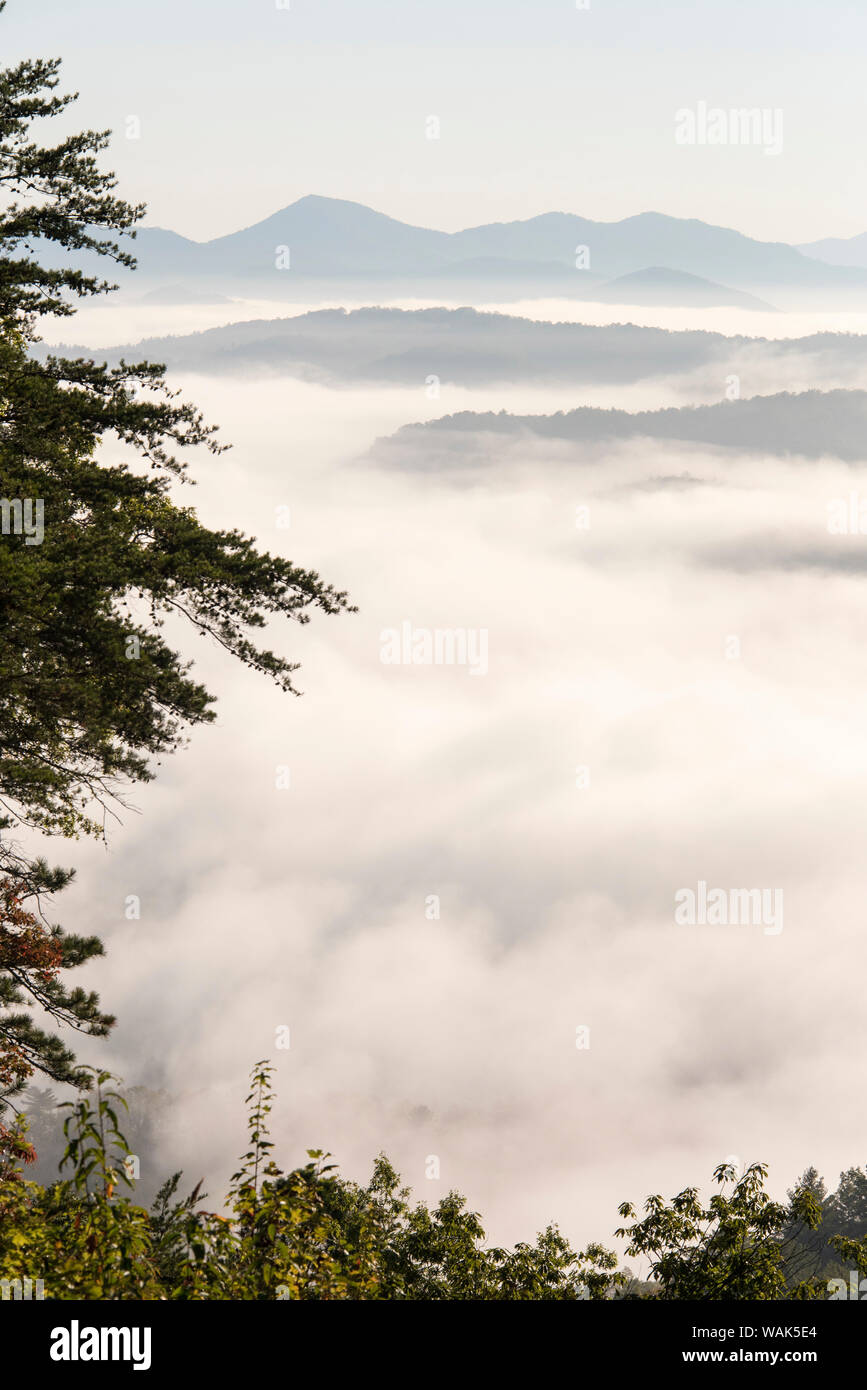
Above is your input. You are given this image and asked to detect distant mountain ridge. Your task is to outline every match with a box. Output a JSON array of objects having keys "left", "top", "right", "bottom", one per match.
[
  {"left": 35, "top": 195, "right": 867, "bottom": 299},
  {"left": 377, "top": 390, "right": 867, "bottom": 465},
  {"left": 799, "top": 231, "right": 867, "bottom": 270},
  {"left": 49, "top": 306, "right": 867, "bottom": 388},
  {"left": 592, "top": 267, "right": 774, "bottom": 309}
]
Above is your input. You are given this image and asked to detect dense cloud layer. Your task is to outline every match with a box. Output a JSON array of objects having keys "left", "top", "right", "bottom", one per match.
[{"left": 31, "top": 330, "right": 867, "bottom": 1264}]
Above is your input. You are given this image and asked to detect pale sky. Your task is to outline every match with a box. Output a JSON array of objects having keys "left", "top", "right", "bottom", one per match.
[{"left": 5, "top": 0, "right": 866, "bottom": 244}]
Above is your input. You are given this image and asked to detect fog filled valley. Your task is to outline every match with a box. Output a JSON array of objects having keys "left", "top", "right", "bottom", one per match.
[{"left": 20, "top": 289, "right": 867, "bottom": 1266}]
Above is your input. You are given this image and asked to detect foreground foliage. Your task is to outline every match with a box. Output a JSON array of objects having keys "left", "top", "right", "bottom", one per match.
[
  {"left": 1, "top": 1062, "right": 865, "bottom": 1301},
  {"left": 0, "top": 1064, "right": 621, "bottom": 1300}
]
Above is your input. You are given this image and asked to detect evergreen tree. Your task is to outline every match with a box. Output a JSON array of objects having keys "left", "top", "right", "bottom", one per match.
[{"left": 0, "top": 5, "right": 353, "bottom": 1105}]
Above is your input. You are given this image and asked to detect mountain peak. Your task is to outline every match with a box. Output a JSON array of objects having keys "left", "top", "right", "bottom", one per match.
[{"left": 101, "top": 199, "right": 867, "bottom": 293}]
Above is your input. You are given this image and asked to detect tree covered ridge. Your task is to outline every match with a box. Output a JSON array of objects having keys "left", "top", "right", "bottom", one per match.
[{"left": 1, "top": 1062, "right": 865, "bottom": 1301}]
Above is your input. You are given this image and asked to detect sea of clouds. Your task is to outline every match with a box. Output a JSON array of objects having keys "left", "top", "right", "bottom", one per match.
[{"left": 33, "top": 297, "right": 867, "bottom": 1265}]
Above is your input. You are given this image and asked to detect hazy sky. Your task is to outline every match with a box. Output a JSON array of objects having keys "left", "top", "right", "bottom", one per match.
[{"left": 5, "top": 0, "right": 866, "bottom": 243}]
